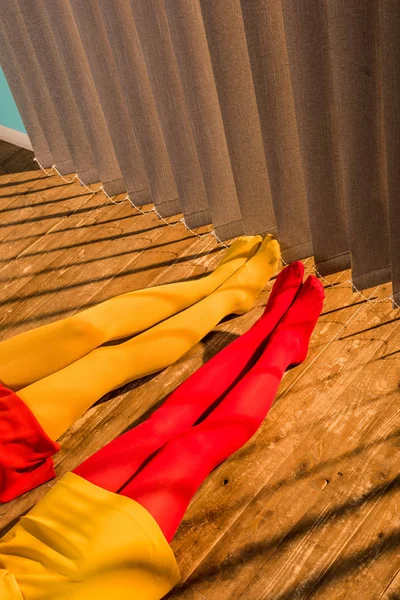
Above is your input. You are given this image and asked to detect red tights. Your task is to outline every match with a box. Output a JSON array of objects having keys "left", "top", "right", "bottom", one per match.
[
  {"left": 75, "top": 261, "right": 303, "bottom": 490},
  {"left": 75, "top": 266, "right": 324, "bottom": 541}
]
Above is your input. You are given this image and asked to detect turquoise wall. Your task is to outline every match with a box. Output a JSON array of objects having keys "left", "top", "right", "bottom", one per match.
[{"left": 0, "top": 67, "right": 26, "bottom": 133}]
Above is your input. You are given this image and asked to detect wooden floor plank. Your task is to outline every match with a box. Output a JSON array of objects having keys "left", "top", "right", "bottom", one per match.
[
  {"left": 0, "top": 201, "right": 185, "bottom": 336},
  {"left": 0, "top": 191, "right": 114, "bottom": 306},
  {"left": 0, "top": 147, "right": 41, "bottom": 182},
  {"left": 0, "top": 140, "right": 20, "bottom": 165},
  {"left": 0, "top": 182, "right": 99, "bottom": 272},
  {"left": 234, "top": 322, "right": 400, "bottom": 600},
  {"left": 166, "top": 274, "right": 382, "bottom": 572},
  {"left": 1, "top": 143, "right": 399, "bottom": 600},
  {"left": 177, "top": 287, "right": 399, "bottom": 600},
  {"left": 298, "top": 329, "right": 400, "bottom": 600},
  {"left": 167, "top": 284, "right": 399, "bottom": 598},
  {"left": 380, "top": 570, "right": 400, "bottom": 600}
]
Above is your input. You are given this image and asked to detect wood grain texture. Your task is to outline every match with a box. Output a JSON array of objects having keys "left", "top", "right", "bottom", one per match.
[{"left": 0, "top": 143, "right": 399, "bottom": 599}]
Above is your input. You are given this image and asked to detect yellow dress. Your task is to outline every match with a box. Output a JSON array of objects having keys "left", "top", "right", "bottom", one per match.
[{"left": 0, "top": 473, "right": 180, "bottom": 600}]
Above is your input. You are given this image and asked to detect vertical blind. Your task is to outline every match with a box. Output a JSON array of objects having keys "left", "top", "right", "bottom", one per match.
[{"left": 0, "top": 0, "right": 399, "bottom": 303}]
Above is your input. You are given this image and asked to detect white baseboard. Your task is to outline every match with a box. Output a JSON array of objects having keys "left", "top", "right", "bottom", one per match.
[{"left": 0, "top": 124, "right": 32, "bottom": 151}]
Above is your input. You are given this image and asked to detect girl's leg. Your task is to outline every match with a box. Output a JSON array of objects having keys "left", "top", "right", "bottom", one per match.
[
  {"left": 120, "top": 275, "right": 324, "bottom": 542},
  {"left": 18, "top": 236, "right": 281, "bottom": 440},
  {"left": 0, "top": 236, "right": 261, "bottom": 391},
  {"left": 75, "top": 261, "right": 304, "bottom": 491}
]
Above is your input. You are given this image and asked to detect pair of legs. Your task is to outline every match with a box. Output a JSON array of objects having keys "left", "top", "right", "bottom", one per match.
[
  {"left": 0, "top": 235, "right": 262, "bottom": 391},
  {"left": 75, "top": 264, "right": 324, "bottom": 541},
  {"left": 0, "top": 235, "right": 280, "bottom": 440}
]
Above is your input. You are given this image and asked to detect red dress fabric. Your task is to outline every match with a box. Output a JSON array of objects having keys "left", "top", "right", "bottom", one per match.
[{"left": 0, "top": 385, "right": 59, "bottom": 503}]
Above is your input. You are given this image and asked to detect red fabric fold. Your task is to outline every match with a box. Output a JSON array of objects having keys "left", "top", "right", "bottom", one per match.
[{"left": 0, "top": 385, "right": 59, "bottom": 503}]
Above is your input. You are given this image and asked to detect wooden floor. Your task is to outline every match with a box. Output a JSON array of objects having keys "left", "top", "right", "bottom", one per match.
[{"left": 0, "top": 140, "right": 399, "bottom": 599}]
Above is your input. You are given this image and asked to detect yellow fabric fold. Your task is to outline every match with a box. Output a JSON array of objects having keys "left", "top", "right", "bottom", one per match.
[
  {"left": 0, "top": 569, "right": 24, "bottom": 600},
  {"left": 0, "top": 473, "right": 180, "bottom": 600}
]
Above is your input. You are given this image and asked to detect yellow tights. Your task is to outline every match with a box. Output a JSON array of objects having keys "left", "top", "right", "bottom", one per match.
[
  {"left": 0, "top": 236, "right": 261, "bottom": 391},
  {"left": 4, "top": 235, "right": 280, "bottom": 440}
]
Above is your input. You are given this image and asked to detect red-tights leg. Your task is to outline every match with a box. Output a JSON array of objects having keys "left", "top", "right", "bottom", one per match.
[
  {"left": 120, "top": 275, "right": 324, "bottom": 541},
  {"left": 74, "top": 262, "right": 304, "bottom": 491}
]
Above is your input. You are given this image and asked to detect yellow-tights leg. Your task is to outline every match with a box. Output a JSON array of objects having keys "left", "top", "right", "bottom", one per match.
[
  {"left": 18, "top": 235, "right": 280, "bottom": 440},
  {"left": 0, "top": 236, "right": 261, "bottom": 391}
]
